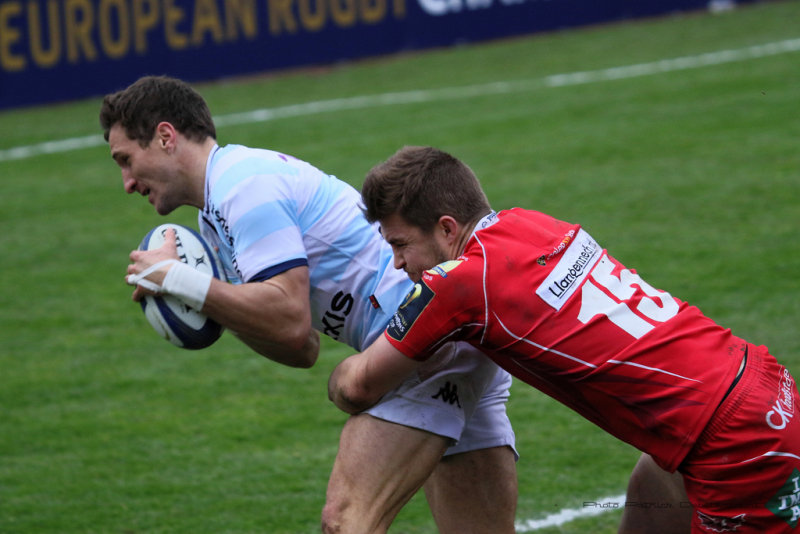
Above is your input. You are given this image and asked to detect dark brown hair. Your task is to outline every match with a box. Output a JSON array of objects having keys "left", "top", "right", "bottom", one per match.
[
  {"left": 361, "top": 146, "right": 491, "bottom": 232},
  {"left": 99, "top": 75, "right": 216, "bottom": 146}
]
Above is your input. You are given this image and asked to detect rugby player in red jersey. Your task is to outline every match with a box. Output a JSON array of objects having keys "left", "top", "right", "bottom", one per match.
[{"left": 329, "top": 146, "right": 800, "bottom": 533}]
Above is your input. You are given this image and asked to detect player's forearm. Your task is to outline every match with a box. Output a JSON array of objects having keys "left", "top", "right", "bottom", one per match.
[
  {"left": 236, "top": 329, "right": 320, "bottom": 368},
  {"left": 328, "top": 338, "right": 418, "bottom": 413},
  {"left": 328, "top": 355, "right": 381, "bottom": 414},
  {"left": 202, "top": 278, "right": 319, "bottom": 367}
]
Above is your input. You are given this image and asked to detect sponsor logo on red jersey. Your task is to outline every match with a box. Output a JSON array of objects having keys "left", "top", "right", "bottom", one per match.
[
  {"left": 696, "top": 511, "right": 747, "bottom": 532},
  {"left": 767, "top": 368, "right": 796, "bottom": 431},
  {"left": 536, "top": 229, "right": 601, "bottom": 311},
  {"left": 424, "top": 259, "right": 463, "bottom": 279},
  {"left": 767, "top": 468, "right": 800, "bottom": 528}
]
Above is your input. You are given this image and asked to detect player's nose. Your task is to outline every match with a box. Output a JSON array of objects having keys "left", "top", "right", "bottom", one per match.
[{"left": 122, "top": 172, "right": 137, "bottom": 194}]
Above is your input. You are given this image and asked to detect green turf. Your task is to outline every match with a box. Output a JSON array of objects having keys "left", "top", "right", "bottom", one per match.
[{"left": 1, "top": 1, "right": 799, "bottom": 532}]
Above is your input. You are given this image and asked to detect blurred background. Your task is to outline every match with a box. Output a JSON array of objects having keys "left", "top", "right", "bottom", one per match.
[
  {"left": 1, "top": 1, "right": 797, "bottom": 532},
  {"left": 0, "top": 0, "right": 759, "bottom": 110}
]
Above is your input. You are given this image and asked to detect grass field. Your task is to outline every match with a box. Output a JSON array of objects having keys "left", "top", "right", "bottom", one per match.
[{"left": 2, "top": 1, "right": 799, "bottom": 532}]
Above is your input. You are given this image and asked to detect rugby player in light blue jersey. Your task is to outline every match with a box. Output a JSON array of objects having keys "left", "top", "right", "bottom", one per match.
[{"left": 101, "top": 75, "right": 520, "bottom": 534}]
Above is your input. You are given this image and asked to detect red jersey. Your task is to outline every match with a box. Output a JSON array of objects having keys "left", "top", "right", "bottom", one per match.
[{"left": 385, "top": 208, "right": 751, "bottom": 471}]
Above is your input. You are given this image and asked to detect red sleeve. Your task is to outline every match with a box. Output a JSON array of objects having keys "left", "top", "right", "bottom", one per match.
[{"left": 383, "top": 258, "right": 485, "bottom": 361}]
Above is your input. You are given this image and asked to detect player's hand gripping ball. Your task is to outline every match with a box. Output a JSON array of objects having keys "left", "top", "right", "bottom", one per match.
[{"left": 136, "top": 223, "right": 225, "bottom": 349}]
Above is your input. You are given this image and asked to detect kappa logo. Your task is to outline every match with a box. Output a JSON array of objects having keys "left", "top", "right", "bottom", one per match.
[
  {"left": 697, "top": 511, "right": 746, "bottom": 532},
  {"left": 432, "top": 381, "right": 461, "bottom": 408}
]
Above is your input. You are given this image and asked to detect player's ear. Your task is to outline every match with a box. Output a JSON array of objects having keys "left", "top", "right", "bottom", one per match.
[
  {"left": 154, "top": 122, "right": 177, "bottom": 153},
  {"left": 438, "top": 216, "right": 459, "bottom": 243}
]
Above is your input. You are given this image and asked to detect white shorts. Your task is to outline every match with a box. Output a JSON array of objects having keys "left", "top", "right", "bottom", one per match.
[{"left": 364, "top": 342, "right": 518, "bottom": 459}]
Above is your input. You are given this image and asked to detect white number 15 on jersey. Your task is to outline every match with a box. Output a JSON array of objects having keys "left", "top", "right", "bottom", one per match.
[{"left": 577, "top": 254, "right": 679, "bottom": 339}]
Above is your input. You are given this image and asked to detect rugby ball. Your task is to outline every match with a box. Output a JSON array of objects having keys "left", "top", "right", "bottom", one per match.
[{"left": 137, "top": 223, "right": 225, "bottom": 350}]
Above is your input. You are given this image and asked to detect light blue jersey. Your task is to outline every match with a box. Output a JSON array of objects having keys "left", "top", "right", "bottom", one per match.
[
  {"left": 199, "top": 144, "right": 411, "bottom": 350},
  {"left": 198, "top": 145, "right": 517, "bottom": 455}
]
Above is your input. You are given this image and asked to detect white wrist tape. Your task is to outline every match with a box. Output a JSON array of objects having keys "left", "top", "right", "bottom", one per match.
[
  {"left": 126, "top": 259, "right": 176, "bottom": 292},
  {"left": 127, "top": 259, "right": 212, "bottom": 311},
  {"left": 161, "top": 260, "right": 213, "bottom": 311}
]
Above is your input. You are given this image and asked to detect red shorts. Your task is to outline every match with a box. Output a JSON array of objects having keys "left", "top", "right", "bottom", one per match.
[{"left": 681, "top": 345, "right": 800, "bottom": 533}]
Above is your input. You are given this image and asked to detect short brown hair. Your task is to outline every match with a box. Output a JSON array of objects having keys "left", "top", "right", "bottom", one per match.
[
  {"left": 99, "top": 75, "right": 216, "bottom": 146},
  {"left": 361, "top": 146, "right": 491, "bottom": 232}
]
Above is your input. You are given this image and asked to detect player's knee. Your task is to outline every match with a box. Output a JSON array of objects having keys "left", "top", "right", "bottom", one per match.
[
  {"left": 321, "top": 494, "right": 358, "bottom": 534},
  {"left": 320, "top": 499, "right": 344, "bottom": 534},
  {"left": 322, "top": 495, "right": 388, "bottom": 534}
]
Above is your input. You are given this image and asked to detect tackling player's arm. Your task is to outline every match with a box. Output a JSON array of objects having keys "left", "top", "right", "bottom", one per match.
[
  {"left": 128, "top": 229, "right": 320, "bottom": 368},
  {"left": 328, "top": 334, "right": 421, "bottom": 414}
]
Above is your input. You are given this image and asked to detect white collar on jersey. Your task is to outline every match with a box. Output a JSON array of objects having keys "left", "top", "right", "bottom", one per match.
[
  {"left": 471, "top": 211, "right": 499, "bottom": 238},
  {"left": 204, "top": 144, "right": 222, "bottom": 206}
]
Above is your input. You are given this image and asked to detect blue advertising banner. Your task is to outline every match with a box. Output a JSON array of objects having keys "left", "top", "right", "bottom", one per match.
[{"left": 0, "top": 0, "right": 743, "bottom": 110}]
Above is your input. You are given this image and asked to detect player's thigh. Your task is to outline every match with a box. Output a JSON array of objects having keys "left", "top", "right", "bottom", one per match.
[
  {"left": 326, "top": 414, "right": 449, "bottom": 517},
  {"left": 619, "top": 453, "right": 691, "bottom": 534},
  {"left": 424, "top": 445, "right": 518, "bottom": 534}
]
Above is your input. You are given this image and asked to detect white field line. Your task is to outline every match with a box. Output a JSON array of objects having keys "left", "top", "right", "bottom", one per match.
[
  {"left": 1, "top": 37, "right": 799, "bottom": 164},
  {"left": 516, "top": 493, "right": 628, "bottom": 532}
]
